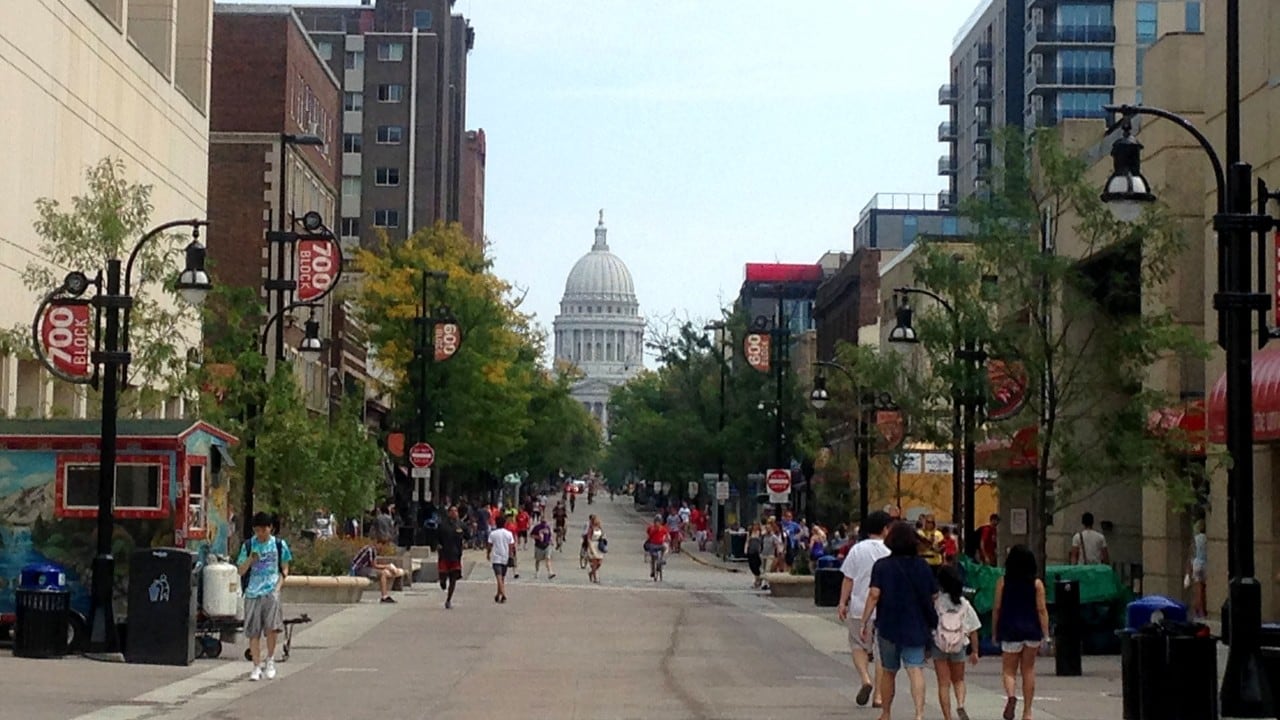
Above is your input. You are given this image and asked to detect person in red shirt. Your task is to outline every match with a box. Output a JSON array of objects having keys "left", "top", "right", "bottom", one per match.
[
  {"left": 644, "top": 515, "right": 670, "bottom": 581},
  {"left": 978, "top": 513, "right": 1000, "bottom": 565},
  {"left": 516, "top": 509, "right": 532, "bottom": 548},
  {"left": 690, "top": 506, "right": 709, "bottom": 551},
  {"left": 940, "top": 525, "right": 959, "bottom": 564}
]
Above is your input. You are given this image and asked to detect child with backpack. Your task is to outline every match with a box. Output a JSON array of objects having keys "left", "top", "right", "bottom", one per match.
[{"left": 932, "top": 564, "right": 982, "bottom": 720}]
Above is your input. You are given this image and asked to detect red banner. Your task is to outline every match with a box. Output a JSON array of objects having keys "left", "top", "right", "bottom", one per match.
[
  {"left": 744, "top": 332, "right": 771, "bottom": 373},
  {"left": 987, "top": 359, "right": 1029, "bottom": 421},
  {"left": 434, "top": 322, "right": 461, "bottom": 362},
  {"left": 1274, "top": 232, "right": 1280, "bottom": 327},
  {"left": 41, "top": 303, "right": 93, "bottom": 380},
  {"left": 875, "top": 410, "right": 906, "bottom": 450},
  {"left": 297, "top": 238, "right": 337, "bottom": 302}
]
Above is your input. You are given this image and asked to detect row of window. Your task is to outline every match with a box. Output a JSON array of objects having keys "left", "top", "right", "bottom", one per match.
[
  {"left": 342, "top": 85, "right": 405, "bottom": 110},
  {"left": 341, "top": 126, "right": 404, "bottom": 152},
  {"left": 340, "top": 167, "right": 401, "bottom": 194},
  {"left": 339, "top": 210, "right": 400, "bottom": 230},
  {"left": 1056, "top": 3, "right": 1112, "bottom": 28},
  {"left": 59, "top": 458, "right": 208, "bottom": 536},
  {"left": 313, "top": 5, "right": 431, "bottom": 63}
]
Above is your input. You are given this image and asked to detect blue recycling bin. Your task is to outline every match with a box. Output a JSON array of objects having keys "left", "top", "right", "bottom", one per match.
[
  {"left": 816, "top": 555, "right": 840, "bottom": 570},
  {"left": 1126, "top": 595, "right": 1187, "bottom": 629},
  {"left": 14, "top": 562, "right": 70, "bottom": 658}
]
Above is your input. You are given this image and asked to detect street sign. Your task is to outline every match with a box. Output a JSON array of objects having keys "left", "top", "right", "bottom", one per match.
[
  {"left": 766, "top": 468, "right": 791, "bottom": 504},
  {"left": 296, "top": 238, "right": 338, "bottom": 302},
  {"left": 408, "top": 442, "right": 435, "bottom": 468},
  {"left": 434, "top": 322, "right": 461, "bottom": 361},
  {"left": 687, "top": 481, "right": 699, "bottom": 498},
  {"left": 715, "top": 481, "right": 730, "bottom": 501},
  {"left": 40, "top": 302, "right": 94, "bottom": 381},
  {"left": 411, "top": 466, "right": 431, "bottom": 479}
]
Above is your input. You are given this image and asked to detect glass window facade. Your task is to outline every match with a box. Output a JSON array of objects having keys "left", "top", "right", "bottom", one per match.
[
  {"left": 1185, "top": 1, "right": 1201, "bottom": 32},
  {"left": 1136, "top": 2, "right": 1158, "bottom": 44},
  {"left": 942, "top": 216, "right": 959, "bottom": 236},
  {"left": 903, "top": 215, "right": 919, "bottom": 244},
  {"left": 1057, "top": 3, "right": 1112, "bottom": 27},
  {"left": 1058, "top": 91, "right": 1112, "bottom": 119}
]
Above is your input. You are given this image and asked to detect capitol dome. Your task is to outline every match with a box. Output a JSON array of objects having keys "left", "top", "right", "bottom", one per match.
[{"left": 552, "top": 212, "right": 646, "bottom": 435}]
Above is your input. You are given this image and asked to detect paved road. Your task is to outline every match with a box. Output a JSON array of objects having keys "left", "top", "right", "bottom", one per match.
[{"left": 3, "top": 497, "right": 1129, "bottom": 720}]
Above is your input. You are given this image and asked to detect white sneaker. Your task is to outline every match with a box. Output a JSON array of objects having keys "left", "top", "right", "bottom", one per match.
[
  {"left": 248, "top": 665, "right": 263, "bottom": 681},
  {"left": 264, "top": 659, "right": 277, "bottom": 679}
]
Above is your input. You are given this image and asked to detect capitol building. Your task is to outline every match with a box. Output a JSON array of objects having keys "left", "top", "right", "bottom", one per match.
[{"left": 553, "top": 212, "right": 646, "bottom": 433}]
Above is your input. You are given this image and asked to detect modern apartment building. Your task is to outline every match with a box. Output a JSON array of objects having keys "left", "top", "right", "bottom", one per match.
[
  {"left": 941, "top": 0, "right": 1027, "bottom": 206},
  {"left": 0, "top": 0, "right": 213, "bottom": 419},
  {"left": 207, "top": 5, "right": 344, "bottom": 413},
  {"left": 943, "top": 0, "right": 1203, "bottom": 202},
  {"left": 293, "top": 0, "right": 474, "bottom": 250},
  {"left": 853, "top": 193, "right": 969, "bottom": 253}
]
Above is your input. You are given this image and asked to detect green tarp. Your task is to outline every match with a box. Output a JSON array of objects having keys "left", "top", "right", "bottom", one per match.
[{"left": 961, "top": 558, "right": 1131, "bottom": 613}]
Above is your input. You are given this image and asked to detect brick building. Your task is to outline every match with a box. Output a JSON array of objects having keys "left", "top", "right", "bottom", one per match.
[
  {"left": 813, "top": 249, "right": 883, "bottom": 362},
  {"left": 459, "top": 128, "right": 486, "bottom": 247}
]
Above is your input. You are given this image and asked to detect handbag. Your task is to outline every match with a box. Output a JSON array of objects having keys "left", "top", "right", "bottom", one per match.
[{"left": 598, "top": 537, "right": 609, "bottom": 554}]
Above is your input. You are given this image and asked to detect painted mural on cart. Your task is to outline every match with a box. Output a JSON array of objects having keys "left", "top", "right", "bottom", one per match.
[{"left": 0, "top": 420, "right": 236, "bottom": 620}]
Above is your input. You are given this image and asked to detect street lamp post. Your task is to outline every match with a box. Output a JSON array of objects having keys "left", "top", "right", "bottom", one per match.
[
  {"left": 410, "top": 269, "right": 451, "bottom": 527},
  {"left": 889, "top": 289, "right": 987, "bottom": 558},
  {"left": 270, "top": 133, "right": 325, "bottom": 367},
  {"left": 809, "top": 361, "right": 896, "bottom": 524},
  {"left": 1096, "top": 5, "right": 1272, "bottom": 709},
  {"left": 32, "top": 219, "right": 212, "bottom": 656},
  {"left": 703, "top": 321, "right": 728, "bottom": 539}
]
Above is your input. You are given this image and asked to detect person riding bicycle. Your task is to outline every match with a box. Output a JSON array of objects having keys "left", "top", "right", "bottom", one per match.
[
  {"left": 552, "top": 501, "right": 568, "bottom": 549},
  {"left": 644, "top": 515, "right": 670, "bottom": 580}
]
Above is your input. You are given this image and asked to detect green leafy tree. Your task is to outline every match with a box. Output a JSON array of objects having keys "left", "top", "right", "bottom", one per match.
[{"left": 909, "top": 130, "right": 1210, "bottom": 563}]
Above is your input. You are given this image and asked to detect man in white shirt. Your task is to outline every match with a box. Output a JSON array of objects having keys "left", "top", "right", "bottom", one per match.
[
  {"left": 1070, "top": 512, "right": 1109, "bottom": 565},
  {"left": 837, "top": 510, "right": 893, "bottom": 707},
  {"left": 487, "top": 515, "right": 517, "bottom": 604}
]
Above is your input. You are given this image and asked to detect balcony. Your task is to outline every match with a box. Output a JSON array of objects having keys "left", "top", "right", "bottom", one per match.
[
  {"left": 939, "top": 84, "right": 958, "bottom": 104},
  {"left": 938, "top": 155, "right": 958, "bottom": 175},
  {"left": 1032, "top": 24, "right": 1116, "bottom": 47},
  {"left": 1032, "top": 107, "right": 1059, "bottom": 126},
  {"left": 975, "top": 42, "right": 993, "bottom": 66},
  {"left": 975, "top": 83, "right": 993, "bottom": 104},
  {"left": 938, "top": 190, "right": 957, "bottom": 209},
  {"left": 976, "top": 120, "right": 992, "bottom": 138},
  {"left": 938, "top": 121, "right": 957, "bottom": 141},
  {"left": 1032, "top": 67, "right": 1116, "bottom": 89}
]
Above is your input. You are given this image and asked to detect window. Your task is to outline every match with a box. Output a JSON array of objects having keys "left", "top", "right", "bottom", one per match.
[
  {"left": 342, "top": 133, "right": 362, "bottom": 153},
  {"left": 1136, "top": 2, "right": 1158, "bottom": 44},
  {"left": 375, "top": 167, "right": 400, "bottom": 186},
  {"left": 62, "top": 460, "right": 164, "bottom": 516},
  {"left": 344, "top": 50, "right": 363, "bottom": 70},
  {"left": 342, "top": 177, "right": 361, "bottom": 197},
  {"left": 903, "top": 215, "right": 919, "bottom": 244},
  {"left": 1058, "top": 91, "right": 1112, "bottom": 119},
  {"left": 343, "top": 92, "right": 363, "bottom": 111},
  {"left": 315, "top": 41, "right": 333, "bottom": 61},
  {"left": 374, "top": 209, "right": 399, "bottom": 228},
  {"left": 187, "top": 465, "right": 205, "bottom": 533},
  {"left": 413, "top": 10, "right": 432, "bottom": 29},
  {"left": 377, "top": 84, "right": 404, "bottom": 103},
  {"left": 340, "top": 217, "right": 360, "bottom": 237},
  {"left": 1185, "top": 1, "right": 1201, "bottom": 32},
  {"left": 376, "top": 125, "right": 403, "bottom": 144},
  {"left": 377, "top": 43, "right": 405, "bottom": 62},
  {"left": 942, "top": 216, "right": 959, "bottom": 236}
]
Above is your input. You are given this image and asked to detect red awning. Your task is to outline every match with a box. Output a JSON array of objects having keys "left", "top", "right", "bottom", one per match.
[
  {"left": 1148, "top": 400, "right": 1206, "bottom": 456},
  {"left": 1207, "top": 346, "right": 1280, "bottom": 443},
  {"left": 975, "top": 425, "right": 1038, "bottom": 471}
]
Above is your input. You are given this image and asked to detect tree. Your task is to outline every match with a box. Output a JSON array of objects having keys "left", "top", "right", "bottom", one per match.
[
  {"left": 0, "top": 158, "right": 200, "bottom": 413},
  {"left": 506, "top": 364, "right": 602, "bottom": 483},
  {"left": 909, "top": 129, "right": 1210, "bottom": 564}
]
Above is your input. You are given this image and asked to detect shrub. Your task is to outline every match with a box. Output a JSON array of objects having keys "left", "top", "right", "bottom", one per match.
[{"left": 285, "top": 536, "right": 396, "bottom": 576}]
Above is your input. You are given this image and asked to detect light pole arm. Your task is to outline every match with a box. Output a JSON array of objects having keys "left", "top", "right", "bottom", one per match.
[
  {"left": 1104, "top": 104, "right": 1227, "bottom": 214},
  {"left": 260, "top": 301, "right": 321, "bottom": 356},
  {"left": 894, "top": 286, "right": 956, "bottom": 319},
  {"left": 124, "top": 219, "right": 209, "bottom": 298}
]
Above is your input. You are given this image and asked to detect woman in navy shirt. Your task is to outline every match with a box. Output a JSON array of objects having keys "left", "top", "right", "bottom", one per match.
[
  {"left": 992, "top": 544, "right": 1049, "bottom": 720},
  {"left": 860, "top": 521, "right": 937, "bottom": 720}
]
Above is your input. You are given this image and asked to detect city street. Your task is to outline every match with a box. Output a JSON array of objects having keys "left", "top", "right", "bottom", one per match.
[{"left": 0, "top": 498, "right": 1126, "bottom": 720}]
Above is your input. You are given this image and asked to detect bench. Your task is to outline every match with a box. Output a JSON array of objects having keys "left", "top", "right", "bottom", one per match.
[
  {"left": 765, "top": 572, "right": 815, "bottom": 598},
  {"left": 281, "top": 575, "right": 371, "bottom": 604}
]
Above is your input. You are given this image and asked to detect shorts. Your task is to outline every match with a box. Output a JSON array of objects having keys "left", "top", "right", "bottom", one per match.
[
  {"left": 932, "top": 643, "right": 968, "bottom": 663},
  {"left": 534, "top": 546, "right": 550, "bottom": 562},
  {"left": 846, "top": 617, "right": 876, "bottom": 654},
  {"left": 1001, "top": 640, "right": 1042, "bottom": 654},
  {"left": 877, "top": 638, "right": 926, "bottom": 671},
  {"left": 1191, "top": 563, "right": 1207, "bottom": 583},
  {"left": 518, "top": 530, "right": 529, "bottom": 540},
  {"left": 358, "top": 567, "right": 382, "bottom": 580},
  {"left": 437, "top": 559, "right": 463, "bottom": 580},
  {"left": 492, "top": 563, "right": 508, "bottom": 577},
  {"left": 243, "top": 593, "right": 284, "bottom": 638}
]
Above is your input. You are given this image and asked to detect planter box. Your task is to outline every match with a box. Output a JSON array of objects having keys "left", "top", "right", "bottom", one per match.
[
  {"left": 765, "top": 572, "right": 815, "bottom": 598},
  {"left": 281, "top": 575, "right": 371, "bottom": 604}
]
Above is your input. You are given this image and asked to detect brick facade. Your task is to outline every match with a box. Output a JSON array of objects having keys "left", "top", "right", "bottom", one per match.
[{"left": 813, "top": 248, "right": 882, "bottom": 360}]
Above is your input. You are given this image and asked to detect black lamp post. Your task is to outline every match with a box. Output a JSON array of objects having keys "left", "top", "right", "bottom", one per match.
[
  {"left": 889, "top": 289, "right": 987, "bottom": 559},
  {"left": 32, "top": 219, "right": 212, "bottom": 656},
  {"left": 1097, "top": 5, "right": 1272, "bottom": 709},
  {"left": 408, "top": 269, "right": 454, "bottom": 528},
  {"left": 703, "top": 320, "right": 728, "bottom": 538},
  {"left": 809, "top": 361, "right": 896, "bottom": 525}
]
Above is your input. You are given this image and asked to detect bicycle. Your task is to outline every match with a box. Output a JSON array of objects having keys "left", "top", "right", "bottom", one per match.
[
  {"left": 554, "top": 523, "right": 566, "bottom": 551},
  {"left": 646, "top": 543, "right": 666, "bottom": 581}
]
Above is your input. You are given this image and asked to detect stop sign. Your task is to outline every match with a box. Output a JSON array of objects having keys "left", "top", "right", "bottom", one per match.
[
  {"left": 766, "top": 468, "right": 791, "bottom": 494},
  {"left": 408, "top": 442, "right": 435, "bottom": 469}
]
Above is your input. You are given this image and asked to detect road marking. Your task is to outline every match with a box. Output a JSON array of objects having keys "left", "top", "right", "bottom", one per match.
[{"left": 330, "top": 667, "right": 379, "bottom": 673}]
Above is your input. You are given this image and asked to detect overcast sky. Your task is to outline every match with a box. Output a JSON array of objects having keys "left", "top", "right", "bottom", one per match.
[{"left": 462, "top": 1, "right": 980, "bottom": 349}]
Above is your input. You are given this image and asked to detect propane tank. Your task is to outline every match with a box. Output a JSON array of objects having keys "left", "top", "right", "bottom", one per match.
[{"left": 202, "top": 557, "right": 241, "bottom": 618}]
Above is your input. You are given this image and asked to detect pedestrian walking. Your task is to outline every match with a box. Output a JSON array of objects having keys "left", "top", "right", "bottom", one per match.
[
  {"left": 859, "top": 521, "right": 937, "bottom": 720},
  {"left": 837, "top": 510, "right": 892, "bottom": 708},
  {"left": 584, "top": 514, "right": 607, "bottom": 583},
  {"left": 932, "top": 564, "right": 982, "bottom": 720},
  {"left": 438, "top": 506, "right": 466, "bottom": 609},
  {"left": 236, "top": 512, "right": 292, "bottom": 681},
  {"left": 1188, "top": 518, "right": 1208, "bottom": 618},
  {"left": 992, "top": 545, "right": 1050, "bottom": 720},
  {"left": 371, "top": 503, "right": 396, "bottom": 543},
  {"left": 745, "top": 522, "right": 765, "bottom": 589},
  {"left": 764, "top": 519, "right": 785, "bottom": 573},
  {"left": 1069, "top": 512, "right": 1109, "bottom": 565},
  {"left": 487, "top": 515, "right": 516, "bottom": 604},
  {"left": 978, "top": 514, "right": 1000, "bottom": 566},
  {"left": 532, "top": 516, "right": 556, "bottom": 579}
]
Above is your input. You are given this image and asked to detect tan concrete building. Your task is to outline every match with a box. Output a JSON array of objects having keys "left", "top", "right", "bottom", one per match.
[{"left": 0, "top": 0, "right": 212, "bottom": 418}]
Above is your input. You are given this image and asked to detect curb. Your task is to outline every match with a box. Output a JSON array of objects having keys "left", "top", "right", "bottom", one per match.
[{"left": 682, "top": 549, "right": 742, "bottom": 573}]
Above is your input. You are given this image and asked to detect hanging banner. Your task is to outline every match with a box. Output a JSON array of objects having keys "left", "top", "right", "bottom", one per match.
[
  {"left": 987, "top": 359, "right": 1029, "bottom": 421},
  {"left": 434, "top": 322, "right": 461, "bottom": 361},
  {"left": 296, "top": 238, "right": 338, "bottom": 302},
  {"left": 41, "top": 302, "right": 94, "bottom": 381},
  {"left": 875, "top": 410, "right": 906, "bottom": 451},
  {"left": 1274, "top": 231, "right": 1280, "bottom": 327},
  {"left": 744, "top": 331, "right": 771, "bottom": 373}
]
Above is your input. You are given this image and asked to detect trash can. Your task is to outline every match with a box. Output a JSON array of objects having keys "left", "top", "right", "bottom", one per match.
[
  {"left": 1126, "top": 595, "right": 1187, "bottom": 629},
  {"left": 1054, "top": 578, "right": 1083, "bottom": 676},
  {"left": 125, "top": 548, "right": 197, "bottom": 666},
  {"left": 1118, "top": 629, "right": 1140, "bottom": 720},
  {"left": 728, "top": 530, "right": 748, "bottom": 560},
  {"left": 1165, "top": 630, "right": 1218, "bottom": 720},
  {"left": 13, "top": 562, "right": 70, "bottom": 658},
  {"left": 816, "top": 554, "right": 840, "bottom": 570},
  {"left": 1123, "top": 614, "right": 1217, "bottom": 720},
  {"left": 814, "top": 567, "right": 843, "bottom": 607}
]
